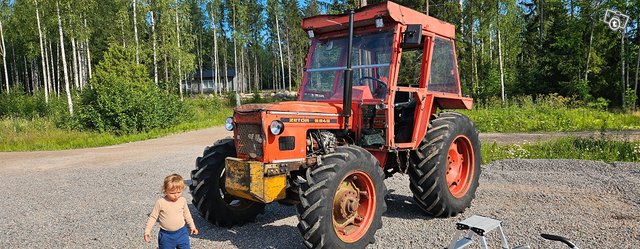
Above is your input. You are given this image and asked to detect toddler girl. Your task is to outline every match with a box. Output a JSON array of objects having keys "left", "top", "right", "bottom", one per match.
[{"left": 144, "top": 174, "right": 199, "bottom": 249}]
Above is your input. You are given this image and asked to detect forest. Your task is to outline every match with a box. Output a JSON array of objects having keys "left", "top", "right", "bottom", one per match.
[{"left": 0, "top": 0, "right": 639, "bottom": 116}]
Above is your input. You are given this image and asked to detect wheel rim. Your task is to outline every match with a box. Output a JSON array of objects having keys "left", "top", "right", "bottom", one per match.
[
  {"left": 446, "top": 135, "right": 474, "bottom": 198},
  {"left": 332, "top": 170, "right": 377, "bottom": 243}
]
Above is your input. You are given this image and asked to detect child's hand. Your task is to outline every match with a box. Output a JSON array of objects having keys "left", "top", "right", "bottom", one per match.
[
  {"left": 190, "top": 227, "right": 199, "bottom": 235},
  {"left": 144, "top": 234, "right": 150, "bottom": 242}
]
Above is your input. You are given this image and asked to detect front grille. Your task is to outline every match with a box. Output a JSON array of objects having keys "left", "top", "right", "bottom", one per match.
[
  {"left": 236, "top": 124, "right": 264, "bottom": 158},
  {"left": 279, "top": 136, "right": 295, "bottom": 151}
]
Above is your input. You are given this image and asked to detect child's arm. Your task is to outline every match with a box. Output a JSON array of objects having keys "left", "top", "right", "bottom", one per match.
[
  {"left": 182, "top": 198, "right": 198, "bottom": 235},
  {"left": 144, "top": 200, "right": 161, "bottom": 242}
]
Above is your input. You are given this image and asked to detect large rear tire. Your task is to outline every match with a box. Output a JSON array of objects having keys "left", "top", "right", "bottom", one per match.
[
  {"left": 408, "top": 112, "right": 481, "bottom": 218},
  {"left": 296, "top": 146, "right": 387, "bottom": 249},
  {"left": 190, "top": 138, "right": 265, "bottom": 227}
]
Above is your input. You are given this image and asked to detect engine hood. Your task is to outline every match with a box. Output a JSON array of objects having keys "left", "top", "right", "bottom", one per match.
[{"left": 234, "top": 101, "right": 343, "bottom": 115}]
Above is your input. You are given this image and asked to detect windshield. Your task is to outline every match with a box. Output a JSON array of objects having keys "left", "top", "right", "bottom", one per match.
[{"left": 301, "top": 31, "right": 393, "bottom": 101}]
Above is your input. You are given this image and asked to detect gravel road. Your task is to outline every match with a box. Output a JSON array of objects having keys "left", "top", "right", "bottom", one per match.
[{"left": 0, "top": 127, "right": 638, "bottom": 248}]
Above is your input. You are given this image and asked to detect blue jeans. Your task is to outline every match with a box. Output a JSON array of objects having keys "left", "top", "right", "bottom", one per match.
[{"left": 158, "top": 226, "right": 190, "bottom": 249}]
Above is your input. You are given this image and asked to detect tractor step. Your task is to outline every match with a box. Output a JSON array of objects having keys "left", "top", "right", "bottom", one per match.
[{"left": 447, "top": 215, "right": 512, "bottom": 249}]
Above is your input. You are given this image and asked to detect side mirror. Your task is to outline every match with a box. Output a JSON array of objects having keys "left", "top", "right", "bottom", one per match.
[{"left": 402, "top": 24, "right": 423, "bottom": 47}]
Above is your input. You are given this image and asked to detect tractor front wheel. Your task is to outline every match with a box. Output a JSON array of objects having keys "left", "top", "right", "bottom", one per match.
[
  {"left": 190, "top": 138, "right": 265, "bottom": 227},
  {"left": 409, "top": 112, "right": 481, "bottom": 217},
  {"left": 297, "top": 146, "right": 387, "bottom": 249}
]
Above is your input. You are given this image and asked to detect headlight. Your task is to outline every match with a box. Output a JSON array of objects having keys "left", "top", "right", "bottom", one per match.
[
  {"left": 225, "top": 117, "right": 234, "bottom": 131},
  {"left": 269, "top": 120, "right": 285, "bottom": 135}
]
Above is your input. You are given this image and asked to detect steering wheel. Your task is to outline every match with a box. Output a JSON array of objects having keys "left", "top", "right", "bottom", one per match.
[{"left": 356, "top": 76, "right": 388, "bottom": 98}]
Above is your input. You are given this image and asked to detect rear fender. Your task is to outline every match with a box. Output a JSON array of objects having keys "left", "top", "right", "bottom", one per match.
[{"left": 434, "top": 96, "right": 473, "bottom": 110}]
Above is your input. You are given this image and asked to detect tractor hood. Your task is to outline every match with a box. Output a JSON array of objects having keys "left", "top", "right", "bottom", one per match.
[{"left": 234, "top": 101, "right": 343, "bottom": 115}]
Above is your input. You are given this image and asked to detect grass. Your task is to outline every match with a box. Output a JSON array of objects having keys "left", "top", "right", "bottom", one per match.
[
  {"left": 482, "top": 137, "right": 640, "bottom": 163},
  {"left": 0, "top": 98, "right": 232, "bottom": 151},
  {"left": 462, "top": 95, "right": 640, "bottom": 132}
]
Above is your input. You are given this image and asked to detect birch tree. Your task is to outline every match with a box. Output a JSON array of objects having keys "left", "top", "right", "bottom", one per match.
[
  {"left": 133, "top": 0, "right": 139, "bottom": 64},
  {"left": 209, "top": 1, "right": 220, "bottom": 94},
  {"left": 57, "top": 0, "right": 73, "bottom": 115},
  {"left": 35, "top": 0, "right": 49, "bottom": 102},
  {"left": 497, "top": 0, "right": 505, "bottom": 103},
  {"left": 149, "top": 0, "right": 158, "bottom": 85},
  {"left": 274, "top": 4, "right": 285, "bottom": 92},
  {"left": 175, "top": 0, "right": 183, "bottom": 100},
  {"left": 0, "top": 19, "right": 7, "bottom": 94}
]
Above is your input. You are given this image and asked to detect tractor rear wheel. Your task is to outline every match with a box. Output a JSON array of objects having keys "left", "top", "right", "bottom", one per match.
[
  {"left": 190, "top": 138, "right": 265, "bottom": 227},
  {"left": 409, "top": 112, "right": 481, "bottom": 218},
  {"left": 296, "top": 146, "right": 387, "bottom": 249}
]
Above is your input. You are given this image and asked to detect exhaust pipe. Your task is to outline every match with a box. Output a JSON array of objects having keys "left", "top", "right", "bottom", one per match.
[{"left": 342, "top": 10, "right": 354, "bottom": 131}]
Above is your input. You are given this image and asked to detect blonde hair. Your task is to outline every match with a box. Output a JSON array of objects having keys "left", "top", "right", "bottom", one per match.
[{"left": 163, "top": 174, "right": 186, "bottom": 193}]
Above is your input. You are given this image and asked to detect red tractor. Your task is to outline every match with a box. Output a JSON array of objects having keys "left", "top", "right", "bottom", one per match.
[{"left": 190, "top": 2, "right": 481, "bottom": 248}]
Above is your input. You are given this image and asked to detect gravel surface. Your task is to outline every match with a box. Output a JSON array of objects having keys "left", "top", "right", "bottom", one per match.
[{"left": 0, "top": 128, "right": 638, "bottom": 248}]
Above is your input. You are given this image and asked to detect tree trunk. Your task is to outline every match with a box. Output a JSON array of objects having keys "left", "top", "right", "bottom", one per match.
[
  {"left": 44, "top": 38, "right": 52, "bottom": 95},
  {"left": 79, "top": 41, "right": 86, "bottom": 90},
  {"left": 175, "top": 0, "right": 183, "bottom": 101},
  {"left": 132, "top": 0, "right": 139, "bottom": 64},
  {"left": 620, "top": 31, "right": 627, "bottom": 108},
  {"left": 57, "top": 1, "right": 73, "bottom": 115},
  {"left": 223, "top": 48, "right": 228, "bottom": 92},
  {"left": 84, "top": 18, "right": 92, "bottom": 80},
  {"left": 36, "top": 0, "right": 49, "bottom": 102},
  {"left": 425, "top": 0, "right": 429, "bottom": 15},
  {"left": 285, "top": 31, "right": 292, "bottom": 92},
  {"left": 470, "top": 3, "right": 476, "bottom": 97},
  {"left": 164, "top": 51, "right": 168, "bottom": 84},
  {"left": 11, "top": 46, "right": 17, "bottom": 90},
  {"left": 232, "top": 4, "right": 238, "bottom": 92},
  {"left": 497, "top": 1, "right": 505, "bottom": 103},
  {"left": 254, "top": 53, "right": 259, "bottom": 91},
  {"left": 211, "top": 7, "right": 219, "bottom": 95},
  {"left": 198, "top": 34, "right": 203, "bottom": 95},
  {"left": 635, "top": 28, "right": 640, "bottom": 111},
  {"left": 0, "top": 20, "right": 8, "bottom": 94},
  {"left": 72, "top": 38, "right": 79, "bottom": 89},
  {"left": 584, "top": 23, "right": 594, "bottom": 82},
  {"left": 47, "top": 39, "right": 55, "bottom": 96},
  {"left": 245, "top": 51, "right": 248, "bottom": 93},
  {"left": 56, "top": 41, "right": 61, "bottom": 97},
  {"left": 241, "top": 46, "right": 246, "bottom": 93},
  {"left": 31, "top": 59, "right": 38, "bottom": 92},
  {"left": 275, "top": 10, "right": 285, "bottom": 92},
  {"left": 150, "top": 8, "right": 158, "bottom": 85},
  {"left": 23, "top": 56, "right": 30, "bottom": 93}
]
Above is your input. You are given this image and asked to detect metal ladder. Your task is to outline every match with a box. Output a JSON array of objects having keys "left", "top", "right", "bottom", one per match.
[{"left": 447, "top": 215, "right": 529, "bottom": 249}]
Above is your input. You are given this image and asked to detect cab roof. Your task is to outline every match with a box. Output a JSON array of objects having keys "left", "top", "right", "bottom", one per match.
[{"left": 301, "top": 1, "right": 456, "bottom": 39}]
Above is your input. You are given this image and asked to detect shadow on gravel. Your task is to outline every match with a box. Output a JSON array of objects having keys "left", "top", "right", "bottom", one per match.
[
  {"left": 186, "top": 191, "right": 433, "bottom": 248},
  {"left": 384, "top": 191, "right": 434, "bottom": 220},
  {"left": 188, "top": 203, "right": 303, "bottom": 249}
]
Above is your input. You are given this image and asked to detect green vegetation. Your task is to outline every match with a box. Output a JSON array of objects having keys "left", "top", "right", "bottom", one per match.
[
  {"left": 461, "top": 95, "right": 640, "bottom": 132},
  {"left": 482, "top": 137, "right": 640, "bottom": 164},
  {"left": 75, "top": 45, "right": 186, "bottom": 134},
  {"left": 0, "top": 98, "right": 231, "bottom": 151}
]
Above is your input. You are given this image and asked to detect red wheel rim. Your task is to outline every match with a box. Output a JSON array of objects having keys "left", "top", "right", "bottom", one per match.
[
  {"left": 446, "top": 135, "right": 474, "bottom": 198},
  {"left": 332, "top": 170, "right": 376, "bottom": 243}
]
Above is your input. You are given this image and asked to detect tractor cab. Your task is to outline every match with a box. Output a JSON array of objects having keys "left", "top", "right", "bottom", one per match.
[
  {"left": 300, "top": 30, "right": 393, "bottom": 101},
  {"left": 299, "top": 1, "right": 472, "bottom": 152}
]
